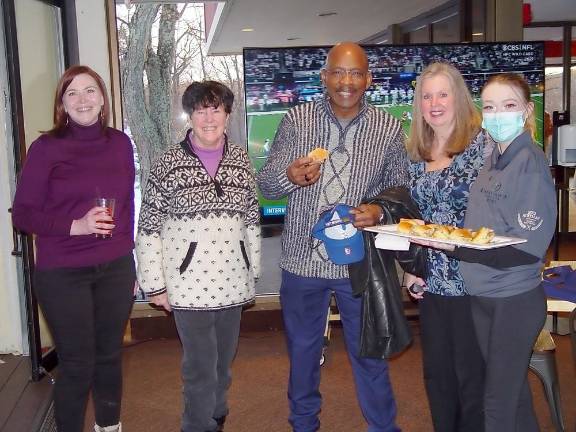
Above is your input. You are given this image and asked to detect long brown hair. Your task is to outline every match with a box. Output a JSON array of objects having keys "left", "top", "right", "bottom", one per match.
[
  {"left": 481, "top": 73, "right": 536, "bottom": 138},
  {"left": 406, "top": 62, "right": 481, "bottom": 162},
  {"left": 46, "top": 65, "right": 110, "bottom": 136}
]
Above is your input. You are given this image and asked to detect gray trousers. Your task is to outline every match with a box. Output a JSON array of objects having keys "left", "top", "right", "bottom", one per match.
[
  {"left": 173, "top": 306, "right": 242, "bottom": 432},
  {"left": 471, "top": 285, "right": 546, "bottom": 432}
]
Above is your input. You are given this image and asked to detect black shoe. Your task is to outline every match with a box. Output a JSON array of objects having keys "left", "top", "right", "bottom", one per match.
[{"left": 214, "top": 415, "right": 226, "bottom": 431}]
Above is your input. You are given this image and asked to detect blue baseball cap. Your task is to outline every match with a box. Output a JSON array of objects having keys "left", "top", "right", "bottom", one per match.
[{"left": 312, "top": 204, "right": 365, "bottom": 265}]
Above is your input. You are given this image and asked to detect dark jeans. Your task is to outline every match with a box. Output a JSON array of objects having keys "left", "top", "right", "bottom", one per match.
[
  {"left": 419, "top": 293, "right": 485, "bottom": 432},
  {"left": 280, "top": 271, "right": 399, "bottom": 432},
  {"left": 471, "top": 286, "right": 546, "bottom": 432},
  {"left": 34, "top": 254, "right": 135, "bottom": 432},
  {"left": 173, "top": 307, "right": 242, "bottom": 432}
]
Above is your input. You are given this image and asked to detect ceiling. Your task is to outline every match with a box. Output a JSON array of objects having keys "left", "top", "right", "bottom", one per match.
[
  {"left": 524, "top": 0, "right": 576, "bottom": 42},
  {"left": 205, "top": 0, "right": 448, "bottom": 55},
  {"left": 528, "top": 0, "right": 576, "bottom": 23},
  {"left": 205, "top": 0, "right": 576, "bottom": 55}
]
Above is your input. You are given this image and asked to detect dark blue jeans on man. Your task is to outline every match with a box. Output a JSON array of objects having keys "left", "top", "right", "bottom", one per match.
[{"left": 281, "top": 270, "right": 400, "bottom": 432}]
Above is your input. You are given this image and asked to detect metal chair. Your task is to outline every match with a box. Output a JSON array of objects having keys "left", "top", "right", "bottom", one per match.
[
  {"left": 533, "top": 261, "right": 576, "bottom": 432},
  {"left": 321, "top": 295, "right": 340, "bottom": 366},
  {"left": 569, "top": 308, "right": 576, "bottom": 365},
  {"left": 529, "top": 332, "right": 565, "bottom": 432}
]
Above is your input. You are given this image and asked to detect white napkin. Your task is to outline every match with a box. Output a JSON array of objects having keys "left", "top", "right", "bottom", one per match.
[{"left": 374, "top": 233, "right": 410, "bottom": 251}]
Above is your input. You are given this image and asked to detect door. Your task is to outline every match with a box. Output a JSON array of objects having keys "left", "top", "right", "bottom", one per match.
[
  {"left": 0, "top": 0, "right": 24, "bottom": 357},
  {"left": 3, "top": 0, "right": 76, "bottom": 381}
]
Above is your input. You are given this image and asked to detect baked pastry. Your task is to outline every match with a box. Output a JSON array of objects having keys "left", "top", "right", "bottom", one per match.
[
  {"left": 397, "top": 218, "right": 418, "bottom": 233},
  {"left": 431, "top": 224, "right": 453, "bottom": 239},
  {"left": 396, "top": 219, "right": 494, "bottom": 245},
  {"left": 411, "top": 224, "right": 436, "bottom": 237},
  {"left": 308, "top": 148, "right": 329, "bottom": 162},
  {"left": 471, "top": 227, "right": 495, "bottom": 244},
  {"left": 449, "top": 228, "right": 474, "bottom": 241}
]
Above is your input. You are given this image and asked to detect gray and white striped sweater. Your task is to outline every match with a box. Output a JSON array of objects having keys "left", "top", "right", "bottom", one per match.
[{"left": 256, "top": 97, "right": 409, "bottom": 279}]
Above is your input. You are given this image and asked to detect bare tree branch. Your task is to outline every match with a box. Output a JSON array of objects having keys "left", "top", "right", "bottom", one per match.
[
  {"left": 118, "top": 4, "right": 246, "bottom": 182},
  {"left": 123, "top": 4, "right": 160, "bottom": 189}
]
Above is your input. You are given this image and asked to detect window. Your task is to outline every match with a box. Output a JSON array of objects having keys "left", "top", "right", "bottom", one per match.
[{"left": 113, "top": 3, "right": 245, "bottom": 300}]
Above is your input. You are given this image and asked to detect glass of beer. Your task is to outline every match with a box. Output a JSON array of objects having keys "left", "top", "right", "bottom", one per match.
[{"left": 94, "top": 198, "right": 116, "bottom": 239}]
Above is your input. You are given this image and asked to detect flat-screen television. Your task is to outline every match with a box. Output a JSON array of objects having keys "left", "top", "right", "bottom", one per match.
[{"left": 244, "top": 42, "right": 545, "bottom": 223}]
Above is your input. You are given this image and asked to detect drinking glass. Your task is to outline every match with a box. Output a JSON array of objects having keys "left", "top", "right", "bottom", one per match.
[{"left": 94, "top": 198, "right": 116, "bottom": 239}]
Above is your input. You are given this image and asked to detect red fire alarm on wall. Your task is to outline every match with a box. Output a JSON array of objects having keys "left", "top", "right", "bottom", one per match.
[{"left": 523, "top": 3, "right": 533, "bottom": 26}]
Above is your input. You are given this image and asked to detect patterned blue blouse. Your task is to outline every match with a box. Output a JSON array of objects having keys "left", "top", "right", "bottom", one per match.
[{"left": 409, "top": 131, "right": 489, "bottom": 296}]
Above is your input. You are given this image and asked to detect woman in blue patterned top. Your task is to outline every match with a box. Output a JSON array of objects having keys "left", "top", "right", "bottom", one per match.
[{"left": 404, "top": 62, "right": 490, "bottom": 432}]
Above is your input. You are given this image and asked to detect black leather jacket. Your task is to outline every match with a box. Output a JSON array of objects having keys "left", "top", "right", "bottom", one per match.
[{"left": 349, "top": 187, "right": 427, "bottom": 359}]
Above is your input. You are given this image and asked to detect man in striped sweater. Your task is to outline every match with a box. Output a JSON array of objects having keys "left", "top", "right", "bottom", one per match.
[{"left": 257, "top": 42, "right": 409, "bottom": 432}]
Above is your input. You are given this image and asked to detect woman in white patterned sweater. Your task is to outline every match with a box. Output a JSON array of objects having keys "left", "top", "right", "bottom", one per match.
[{"left": 136, "top": 81, "right": 260, "bottom": 432}]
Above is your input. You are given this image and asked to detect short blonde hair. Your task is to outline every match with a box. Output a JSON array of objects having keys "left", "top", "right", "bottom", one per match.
[
  {"left": 406, "top": 62, "right": 481, "bottom": 162},
  {"left": 481, "top": 73, "right": 536, "bottom": 139}
]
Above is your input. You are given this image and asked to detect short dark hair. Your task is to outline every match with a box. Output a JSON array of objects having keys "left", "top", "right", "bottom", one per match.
[{"left": 182, "top": 81, "right": 234, "bottom": 115}]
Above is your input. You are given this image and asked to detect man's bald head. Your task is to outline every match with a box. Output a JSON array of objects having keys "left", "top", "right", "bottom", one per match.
[
  {"left": 321, "top": 42, "right": 372, "bottom": 119},
  {"left": 325, "top": 42, "right": 369, "bottom": 70}
]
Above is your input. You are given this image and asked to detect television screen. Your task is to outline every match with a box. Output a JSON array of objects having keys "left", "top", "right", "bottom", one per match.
[{"left": 244, "top": 42, "right": 545, "bottom": 222}]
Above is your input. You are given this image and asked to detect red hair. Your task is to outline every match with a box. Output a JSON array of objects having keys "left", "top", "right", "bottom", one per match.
[
  {"left": 46, "top": 65, "right": 110, "bottom": 136},
  {"left": 481, "top": 73, "right": 536, "bottom": 139}
]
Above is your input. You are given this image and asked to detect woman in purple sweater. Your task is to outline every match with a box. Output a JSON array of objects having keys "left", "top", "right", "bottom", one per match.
[{"left": 12, "top": 65, "right": 135, "bottom": 432}]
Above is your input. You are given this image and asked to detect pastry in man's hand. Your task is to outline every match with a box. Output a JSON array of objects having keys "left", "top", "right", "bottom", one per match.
[
  {"left": 471, "top": 226, "right": 495, "bottom": 244},
  {"left": 307, "top": 148, "right": 329, "bottom": 163}
]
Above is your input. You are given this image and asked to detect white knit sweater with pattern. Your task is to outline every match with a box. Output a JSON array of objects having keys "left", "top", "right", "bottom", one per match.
[{"left": 136, "top": 134, "right": 260, "bottom": 311}]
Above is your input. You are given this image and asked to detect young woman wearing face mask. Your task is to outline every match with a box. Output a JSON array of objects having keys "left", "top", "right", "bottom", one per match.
[{"left": 414, "top": 73, "right": 556, "bottom": 431}]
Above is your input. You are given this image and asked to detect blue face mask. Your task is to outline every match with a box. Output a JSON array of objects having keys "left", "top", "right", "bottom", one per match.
[{"left": 482, "top": 111, "right": 526, "bottom": 143}]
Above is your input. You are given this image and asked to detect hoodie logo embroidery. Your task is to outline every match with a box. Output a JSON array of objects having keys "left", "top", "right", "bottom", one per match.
[{"left": 518, "top": 210, "right": 543, "bottom": 231}]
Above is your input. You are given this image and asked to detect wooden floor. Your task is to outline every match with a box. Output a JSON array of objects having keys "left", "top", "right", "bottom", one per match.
[{"left": 0, "top": 355, "right": 53, "bottom": 432}]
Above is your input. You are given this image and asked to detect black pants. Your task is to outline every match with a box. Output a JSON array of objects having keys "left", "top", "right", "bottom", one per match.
[
  {"left": 173, "top": 307, "right": 242, "bottom": 432},
  {"left": 419, "top": 293, "right": 485, "bottom": 432},
  {"left": 471, "top": 286, "right": 546, "bottom": 432},
  {"left": 34, "top": 254, "right": 135, "bottom": 432}
]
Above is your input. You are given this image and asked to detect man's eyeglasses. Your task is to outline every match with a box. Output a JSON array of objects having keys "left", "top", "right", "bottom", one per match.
[{"left": 324, "top": 68, "right": 367, "bottom": 81}]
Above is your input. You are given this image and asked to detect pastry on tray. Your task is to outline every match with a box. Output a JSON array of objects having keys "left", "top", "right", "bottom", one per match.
[
  {"left": 430, "top": 224, "right": 453, "bottom": 240},
  {"left": 397, "top": 218, "right": 419, "bottom": 233},
  {"left": 471, "top": 226, "right": 495, "bottom": 244},
  {"left": 449, "top": 227, "right": 474, "bottom": 242},
  {"left": 396, "top": 219, "right": 495, "bottom": 245}
]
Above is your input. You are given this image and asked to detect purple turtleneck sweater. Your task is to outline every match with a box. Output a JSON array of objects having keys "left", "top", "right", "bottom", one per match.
[
  {"left": 12, "top": 121, "right": 135, "bottom": 270},
  {"left": 189, "top": 134, "right": 224, "bottom": 177}
]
